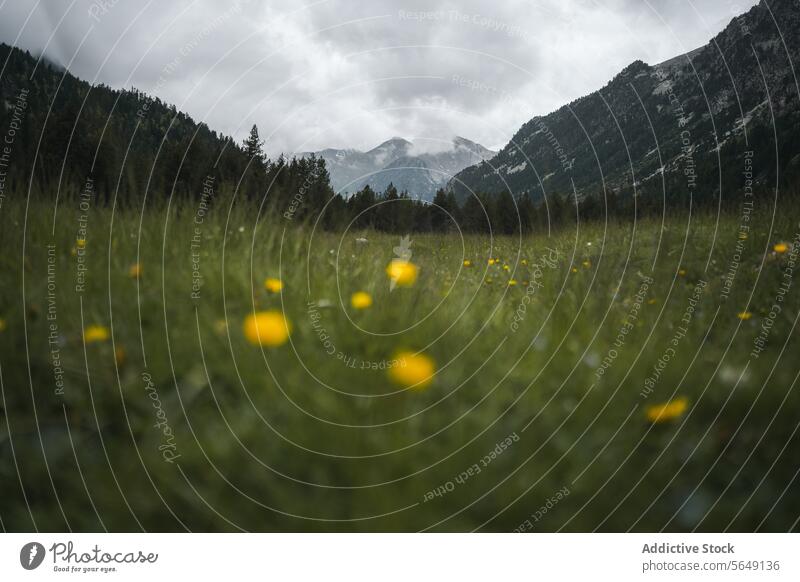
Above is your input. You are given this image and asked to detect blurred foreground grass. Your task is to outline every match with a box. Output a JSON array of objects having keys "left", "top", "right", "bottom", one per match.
[{"left": 1, "top": 196, "right": 799, "bottom": 532}]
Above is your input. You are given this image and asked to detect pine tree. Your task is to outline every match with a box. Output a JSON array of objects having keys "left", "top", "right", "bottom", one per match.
[
  {"left": 493, "top": 190, "right": 517, "bottom": 235},
  {"left": 462, "top": 193, "right": 489, "bottom": 233},
  {"left": 432, "top": 188, "right": 459, "bottom": 231},
  {"left": 243, "top": 124, "right": 265, "bottom": 164},
  {"left": 516, "top": 193, "right": 535, "bottom": 234}
]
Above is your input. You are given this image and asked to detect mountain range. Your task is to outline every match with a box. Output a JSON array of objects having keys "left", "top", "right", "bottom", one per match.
[
  {"left": 305, "top": 137, "right": 495, "bottom": 200},
  {"left": 448, "top": 0, "right": 800, "bottom": 204},
  {"left": 2, "top": 0, "right": 798, "bottom": 215}
]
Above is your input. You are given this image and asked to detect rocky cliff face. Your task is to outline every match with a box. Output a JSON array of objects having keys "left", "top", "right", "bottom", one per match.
[{"left": 449, "top": 0, "right": 800, "bottom": 204}]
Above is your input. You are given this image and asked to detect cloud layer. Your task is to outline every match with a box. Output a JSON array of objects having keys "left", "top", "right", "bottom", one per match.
[{"left": 0, "top": 0, "right": 757, "bottom": 155}]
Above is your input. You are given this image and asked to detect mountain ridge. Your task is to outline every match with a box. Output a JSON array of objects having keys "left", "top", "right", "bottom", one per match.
[
  {"left": 304, "top": 136, "right": 495, "bottom": 200},
  {"left": 448, "top": 0, "right": 800, "bottom": 204}
]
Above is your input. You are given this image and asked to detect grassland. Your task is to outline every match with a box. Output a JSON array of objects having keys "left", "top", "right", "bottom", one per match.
[{"left": 1, "top": 195, "right": 799, "bottom": 532}]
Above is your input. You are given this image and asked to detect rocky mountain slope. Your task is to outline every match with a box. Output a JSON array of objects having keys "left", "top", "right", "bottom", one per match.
[
  {"left": 307, "top": 136, "right": 495, "bottom": 200},
  {"left": 449, "top": 0, "right": 800, "bottom": 204}
]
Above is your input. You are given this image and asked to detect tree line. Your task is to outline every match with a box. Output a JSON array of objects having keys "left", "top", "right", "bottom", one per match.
[{"left": 0, "top": 42, "right": 766, "bottom": 236}]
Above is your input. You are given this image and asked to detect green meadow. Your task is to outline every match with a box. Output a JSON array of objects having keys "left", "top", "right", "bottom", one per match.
[{"left": 1, "top": 196, "right": 799, "bottom": 532}]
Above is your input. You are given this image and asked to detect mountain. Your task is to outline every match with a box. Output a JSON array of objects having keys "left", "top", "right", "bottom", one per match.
[
  {"left": 449, "top": 0, "right": 800, "bottom": 205},
  {"left": 0, "top": 43, "right": 249, "bottom": 201},
  {"left": 306, "top": 136, "right": 495, "bottom": 200},
  {"left": 0, "top": 43, "right": 331, "bottom": 214}
]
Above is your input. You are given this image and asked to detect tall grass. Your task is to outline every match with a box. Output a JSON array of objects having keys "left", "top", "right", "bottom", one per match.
[{"left": 1, "top": 194, "right": 799, "bottom": 532}]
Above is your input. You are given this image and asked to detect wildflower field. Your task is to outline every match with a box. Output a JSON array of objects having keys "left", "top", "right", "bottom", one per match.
[{"left": 1, "top": 197, "right": 799, "bottom": 532}]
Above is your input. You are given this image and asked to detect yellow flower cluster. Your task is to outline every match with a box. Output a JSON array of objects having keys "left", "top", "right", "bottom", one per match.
[
  {"left": 243, "top": 311, "right": 291, "bottom": 347},
  {"left": 264, "top": 278, "right": 283, "bottom": 293},
  {"left": 351, "top": 291, "right": 373, "bottom": 309},
  {"left": 238, "top": 259, "right": 437, "bottom": 388},
  {"left": 389, "top": 351, "right": 436, "bottom": 389},
  {"left": 646, "top": 396, "right": 688, "bottom": 423},
  {"left": 84, "top": 325, "right": 110, "bottom": 343},
  {"left": 386, "top": 260, "right": 418, "bottom": 287}
]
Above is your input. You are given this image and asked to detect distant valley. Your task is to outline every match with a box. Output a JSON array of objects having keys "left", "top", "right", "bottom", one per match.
[{"left": 304, "top": 137, "right": 495, "bottom": 200}]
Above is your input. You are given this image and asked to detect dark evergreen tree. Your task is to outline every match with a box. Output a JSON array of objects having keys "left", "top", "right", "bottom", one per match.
[
  {"left": 243, "top": 124, "right": 265, "bottom": 165},
  {"left": 516, "top": 193, "right": 535, "bottom": 234},
  {"left": 431, "top": 188, "right": 459, "bottom": 232},
  {"left": 462, "top": 194, "right": 489, "bottom": 233},
  {"left": 493, "top": 190, "right": 517, "bottom": 235},
  {"left": 347, "top": 185, "right": 377, "bottom": 229}
]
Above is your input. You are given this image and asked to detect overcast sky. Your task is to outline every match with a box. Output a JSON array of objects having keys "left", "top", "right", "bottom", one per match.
[{"left": 0, "top": 0, "right": 759, "bottom": 155}]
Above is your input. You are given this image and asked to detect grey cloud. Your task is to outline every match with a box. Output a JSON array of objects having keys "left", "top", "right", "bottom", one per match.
[{"left": 0, "top": 0, "right": 758, "bottom": 155}]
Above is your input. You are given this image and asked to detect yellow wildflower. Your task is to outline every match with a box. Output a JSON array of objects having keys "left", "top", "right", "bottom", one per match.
[
  {"left": 389, "top": 351, "right": 436, "bottom": 389},
  {"left": 84, "top": 325, "right": 110, "bottom": 343},
  {"left": 264, "top": 278, "right": 283, "bottom": 293},
  {"left": 386, "top": 260, "right": 418, "bottom": 287},
  {"left": 508, "top": 279, "right": 517, "bottom": 287},
  {"left": 243, "top": 311, "right": 291, "bottom": 347},
  {"left": 76, "top": 238, "right": 86, "bottom": 249},
  {"left": 463, "top": 260, "right": 472, "bottom": 267},
  {"left": 678, "top": 269, "right": 687, "bottom": 277},
  {"left": 351, "top": 291, "right": 373, "bottom": 309},
  {"left": 646, "top": 396, "right": 689, "bottom": 423},
  {"left": 129, "top": 263, "right": 142, "bottom": 279},
  {"left": 774, "top": 242, "right": 789, "bottom": 254},
  {"left": 503, "top": 264, "right": 510, "bottom": 271},
  {"left": 737, "top": 311, "right": 753, "bottom": 321},
  {"left": 582, "top": 260, "right": 591, "bottom": 268},
  {"left": 571, "top": 267, "right": 578, "bottom": 273}
]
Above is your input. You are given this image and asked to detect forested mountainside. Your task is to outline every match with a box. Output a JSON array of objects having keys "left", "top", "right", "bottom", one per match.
[
  {"left": 449, "top": 0, "right": 800, "bottom": 208},
  {"left": 0, "top": 43, "right": 332, "bottom": 214},
  {"left": 0, "top": 43, "right": 465, "bottom": 231}
]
